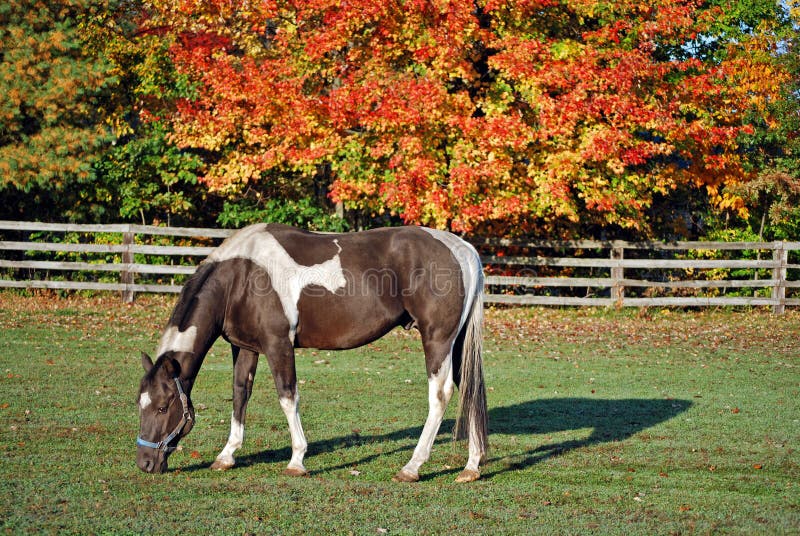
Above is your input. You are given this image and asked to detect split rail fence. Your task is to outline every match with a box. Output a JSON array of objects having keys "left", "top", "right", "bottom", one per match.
[{"left": 0, "top": 221, "right": 798, "bottom": 313}]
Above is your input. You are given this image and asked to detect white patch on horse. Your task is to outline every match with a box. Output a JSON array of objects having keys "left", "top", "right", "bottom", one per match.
[
  {"left": 156, "top": 325, "right": 198, "bottom": 356},
  {"left": 279, "top": 393, "right": 308, "bottom": 473},
  {"left": 214, "top": 414, "right": 244, "bottom": 468},
  {"left": 419, "top": 227, "right": 483, "bottom": 333},
  {"left": 207, "top": 225, "right": 347, "bottom": 342},
  {"left": 398, "top": 356, "right": 454, "bottom": 479},
  {"left": 139, "top": 391, "right": 152, "bottom": 410}
]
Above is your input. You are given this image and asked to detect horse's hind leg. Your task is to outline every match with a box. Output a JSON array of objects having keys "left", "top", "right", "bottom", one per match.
[
  {"left": 394, "top": 337, "right": 455, "bottom": 483},
  {"left": 264, "top": 336, "right": 309, "bottom": 476},
  {"left": 212, "top": 346, "right": 258, "bottom": 470}
]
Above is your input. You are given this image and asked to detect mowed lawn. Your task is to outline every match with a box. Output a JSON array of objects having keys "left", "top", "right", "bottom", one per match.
[{"left": 0, "top": 294, "right": 797, "bottom": 534}]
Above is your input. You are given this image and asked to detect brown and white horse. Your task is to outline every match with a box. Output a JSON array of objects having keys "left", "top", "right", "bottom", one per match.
[{"left": 136, "top": 224, "right": 487, "bottom": 482}]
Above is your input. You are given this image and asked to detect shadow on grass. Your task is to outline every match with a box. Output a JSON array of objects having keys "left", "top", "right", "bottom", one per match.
[
  {"left": 179, "top": 397, "right": 691, "bottom": 478},
  {"left": 482, "top": 397, "right": 692, "bottom": 477}
]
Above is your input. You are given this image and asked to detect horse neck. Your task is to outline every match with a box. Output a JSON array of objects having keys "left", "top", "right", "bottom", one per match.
[{"left": 159, "top": 292, "right": 224, "bottom": 392}]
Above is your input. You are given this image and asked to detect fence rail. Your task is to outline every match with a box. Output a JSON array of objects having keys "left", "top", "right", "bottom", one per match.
[{"left": 0, "top": 221, "right": 797, "bottom": 312}]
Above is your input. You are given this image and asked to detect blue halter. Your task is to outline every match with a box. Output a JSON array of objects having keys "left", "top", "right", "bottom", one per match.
[{"left": 137, "top": 377, "right": 192, "bottom": 452}]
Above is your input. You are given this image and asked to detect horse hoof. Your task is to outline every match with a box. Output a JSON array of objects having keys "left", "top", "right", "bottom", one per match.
[
  {"left": 455, "top": 469, "right": 480, "bottom": 483},
  {"left": 282, "top": 466, "right": 309, "bottom": 477},
  {"left": 392, "top": 469, "right": 419, "bottom": 483},
  {"left": 210, "top": 459, "right": 234, "bottom": 471}
]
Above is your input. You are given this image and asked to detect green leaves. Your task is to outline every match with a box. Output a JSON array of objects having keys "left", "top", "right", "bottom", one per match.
[{"left": 93, "top": 121, "right": 202, "bottom": 225}]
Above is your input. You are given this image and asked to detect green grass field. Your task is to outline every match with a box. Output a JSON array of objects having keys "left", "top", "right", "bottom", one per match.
[{"left": 0, "top": 295, "right": 798, "bottom": 534}]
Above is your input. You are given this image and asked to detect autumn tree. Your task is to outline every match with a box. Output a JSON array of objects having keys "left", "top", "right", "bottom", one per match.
[
  {"left": 692, "top": 0, "right": 799, "bottom": 241},
  {"left": 146, "top": 0, "right": 790, "bottom": 236},
  {"left": 85, "top": 5, "right": 209, "bottom": 226},
  {"left": 0, "top": 0, "right": 118, "bottom": 221}
]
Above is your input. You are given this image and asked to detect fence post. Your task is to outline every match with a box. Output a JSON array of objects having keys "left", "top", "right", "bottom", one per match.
[
  {"left": 611, "top": 245, "right": 624, "bottom": 305},
  {"left": 772, "top": 241, "right": 787, "bottom": 315},
  {"left": 121, "top": 230, "right": 134, "bottom": 303}
]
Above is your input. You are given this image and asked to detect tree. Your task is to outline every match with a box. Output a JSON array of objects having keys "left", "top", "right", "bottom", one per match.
[
  {"left": 0, "top": 0, "right": 117, "bottom": 220},
  {"left": 144, "top": 0, "right": 790, "bottom": 236},
  {"left": 706, "top": 0, "right": 800, "bottom": 240},
  {"left": 85, "top": 7, "right": 210, "bottom": 226}
]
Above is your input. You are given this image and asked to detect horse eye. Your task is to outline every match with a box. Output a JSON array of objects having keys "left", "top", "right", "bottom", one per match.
[{"left": 158, "top": 407, "right": 168, "bottom": 414}]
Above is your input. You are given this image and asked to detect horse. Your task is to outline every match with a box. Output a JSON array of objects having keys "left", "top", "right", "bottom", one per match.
[{"left": 136, "top": 223, "right": 488, "bottom": 483}]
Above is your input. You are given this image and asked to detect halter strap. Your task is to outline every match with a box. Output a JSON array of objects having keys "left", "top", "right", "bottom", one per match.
[{"left": 137, "top": 377, "right": 192, "bottom": 452}]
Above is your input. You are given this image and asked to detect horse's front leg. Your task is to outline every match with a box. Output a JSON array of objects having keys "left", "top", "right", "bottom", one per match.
[
  {"left": 265, "top": 336, "right": 309, "bottom": 476},
  {"left": 211, "top": 346, "right": 259, "bottom": 470}
]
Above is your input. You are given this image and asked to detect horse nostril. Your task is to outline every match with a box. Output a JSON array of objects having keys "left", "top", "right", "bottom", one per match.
[{"left": 138, "top": 457, "right": 155, "bottom": 473}]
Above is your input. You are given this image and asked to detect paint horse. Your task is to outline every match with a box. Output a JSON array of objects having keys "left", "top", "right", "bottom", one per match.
[{"left": 136, "top": 224, "right": 487, "bottom": 482}]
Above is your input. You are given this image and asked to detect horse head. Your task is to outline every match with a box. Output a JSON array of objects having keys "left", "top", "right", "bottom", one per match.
[{"left": 136, "top": 352, "right": 195, "bottom": 473}]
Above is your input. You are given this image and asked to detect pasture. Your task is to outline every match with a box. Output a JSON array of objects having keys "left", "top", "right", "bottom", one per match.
[{"left": 0, "top": 294, "right": 797, "bottom": 534}]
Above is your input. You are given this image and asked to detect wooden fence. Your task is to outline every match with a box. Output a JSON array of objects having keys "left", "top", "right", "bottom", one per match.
[
  {"left": 1, "top": 221, "right": 798, "bottom": 312},
  {"left": 476, "top": 237, "right": 799, "bottom": 313}
]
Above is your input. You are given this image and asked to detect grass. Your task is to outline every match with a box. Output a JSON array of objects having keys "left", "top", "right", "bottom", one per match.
[{"left": 0, "top": 294, "right": 798, "bottom": 534}]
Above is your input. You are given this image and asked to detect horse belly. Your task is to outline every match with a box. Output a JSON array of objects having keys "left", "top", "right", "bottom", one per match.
[{"left": 294, "top": 290, "right": 404, "bottom": 350}]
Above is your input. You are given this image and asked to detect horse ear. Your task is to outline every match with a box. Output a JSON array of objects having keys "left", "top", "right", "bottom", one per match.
[
  {"left": 161, "top": 355, "right": 182, "bottom": 378},
  {"left": 141, "top": 352, "right": 154, "bottom": 372}
]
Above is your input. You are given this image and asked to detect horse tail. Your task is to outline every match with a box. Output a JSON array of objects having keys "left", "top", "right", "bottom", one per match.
[{"left": 453, "top": 281, "right": 488, "bottom": 457}]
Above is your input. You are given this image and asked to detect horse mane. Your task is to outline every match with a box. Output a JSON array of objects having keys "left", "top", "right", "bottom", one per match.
[{"left": 167, "top": 262, "right": 218, "bottom": 331}]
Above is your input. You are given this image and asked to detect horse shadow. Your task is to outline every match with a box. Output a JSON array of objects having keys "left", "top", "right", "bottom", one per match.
[
  {"left": 481, "top": 397, "right": 692, "bottom": 477},
  {"left": 179, "top": 397, "right": 691, "bottom": 478}
]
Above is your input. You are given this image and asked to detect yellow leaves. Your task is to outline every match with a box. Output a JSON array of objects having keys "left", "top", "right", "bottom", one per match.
[
  {"left": 704, "top": 185, "right": 749, "bottom": 219},
  {"left": 606, "top": 158, "right": 625, "bottom": 175},
  {"left": 105, "top": 115, "right": 134, "bottom": 139},
  {"left": 200, "top": 155, "right": 262, "bottom": 193},
  {"left": 550, "top": 39, "right": 584, "bottom": 61},
  {"left": 790, "top": 1, "right": 800, "bottom": 23}
]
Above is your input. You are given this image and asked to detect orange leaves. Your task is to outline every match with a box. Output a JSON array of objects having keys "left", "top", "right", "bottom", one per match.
[{"left": 145, "top": 0, "right": 789, "bottom": 234}]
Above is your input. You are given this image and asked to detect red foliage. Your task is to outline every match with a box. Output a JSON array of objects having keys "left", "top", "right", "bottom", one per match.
[{"left": 144, "top": 0, "right": 788, "bottom": 235}]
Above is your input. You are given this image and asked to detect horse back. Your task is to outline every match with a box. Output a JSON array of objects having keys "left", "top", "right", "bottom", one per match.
[{"left": 208, "top": 224, "right": 473, "bottom": 351}]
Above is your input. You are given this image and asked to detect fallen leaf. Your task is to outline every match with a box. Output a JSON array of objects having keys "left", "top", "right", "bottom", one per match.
[
  {"left": 753, "top": 464, "right": 763, "bottom": 470},
  {"left": 731, "top": 407, "right": 740, "bottom": 414},
  {"left": 679, "top": 505, "right": 692, "bottom": 512},
  {"left": 190, "top": 450, "right": 201, "bottom": 459}
]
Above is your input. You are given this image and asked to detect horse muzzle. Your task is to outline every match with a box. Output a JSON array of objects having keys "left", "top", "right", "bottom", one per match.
[{"left": 137, "top": 448, "right": 169, "bottom": 473}]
